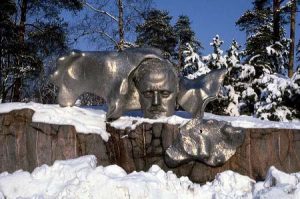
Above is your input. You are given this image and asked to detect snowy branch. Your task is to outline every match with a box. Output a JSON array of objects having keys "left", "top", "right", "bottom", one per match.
[
  {"left": 84, "top": 1, "right": 118, "bottom": 22},
  {"left": 95, "top": 30, "right": 118, "bottom": 46}
]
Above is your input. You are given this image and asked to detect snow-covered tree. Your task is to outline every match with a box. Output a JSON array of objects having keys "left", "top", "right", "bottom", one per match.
[
  {"left": 266, "top": 40, "right": 290, "bottom": 75},
  {"left": 253, "top": 73, "right": 297, "bottom": 121},
  {"left": 290, "top": 67, "right": 300, "bottom": 114},
  {"left": 174, "top": 15, "right": 202, "bottom": 69},
  {"left": 224, "top": 40, "right": 257, "bottom": 116},
  {"left": 181, "top": 43, "right": 210, "bottom": 79},
  {"left": 203, "top": 35, "right": 227, "bottom": 69},
  {"left": 236, "top": 0, "right": 289, "bottom": 76},
  {"left": 226, "top": 39, "right": 241, "bottom": 68}
]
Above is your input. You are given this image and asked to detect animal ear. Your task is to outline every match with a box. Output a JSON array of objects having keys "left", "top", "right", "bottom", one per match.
[{"left": 177, "top": 69, "right": 227, "bottom": 117}]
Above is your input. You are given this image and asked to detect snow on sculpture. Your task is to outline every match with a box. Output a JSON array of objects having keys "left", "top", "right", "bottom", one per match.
[{"left": 51, "top": 47, "right": 245, "bottom": 167}]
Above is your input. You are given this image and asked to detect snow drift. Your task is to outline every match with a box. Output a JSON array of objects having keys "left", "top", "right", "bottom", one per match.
[{"left": 0, "top": 155, "right": 299, "bottom": 199}]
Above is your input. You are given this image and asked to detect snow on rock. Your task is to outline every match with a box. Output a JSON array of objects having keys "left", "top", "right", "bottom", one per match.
[
  {"left": 203, "top": 112, "right": 300, "bottom": 129},
  {"left": 0, "top": 102, "right": 109, "bottom": 141},
  {"left": 1, "top": 155, "right": 300, "bottom": 198},
  {"left": 0, "top": 102, "right": 300, "bottom": 143},
  {"left": 110, "top": 115, "right": 189, "bottom": 130}
]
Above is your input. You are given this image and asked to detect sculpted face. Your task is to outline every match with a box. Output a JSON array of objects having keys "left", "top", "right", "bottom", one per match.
[{"left": 134, "top": 59, "right": 178, "bottom": 119}]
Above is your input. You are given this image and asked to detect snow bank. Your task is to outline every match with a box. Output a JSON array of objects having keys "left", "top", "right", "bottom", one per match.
[
  {"left": 204, "top": 112, "right": 300, "bottom": 129},
  {"left": 0, "top": 102, "right": 109, "bottom": 141},
  {"left": 0, "top": 155, "right": 299, "bottom": 199}
]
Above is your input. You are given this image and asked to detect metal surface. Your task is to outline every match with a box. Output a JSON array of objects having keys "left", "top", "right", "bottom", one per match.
[
  {"left": 51, "top": 47, "right": 164, "bottom": 120},
  {"left": 52, "top": 47, "right": 245, "bottom": 167},
  {"left": 165, "top": 119, "right": 245, "bottom": 167},
  {"left": 133, "top": 59, "right": 178, "bottom": 119},
  {"left": 165, "top": 68, "right": 245, "bottom": 167},
  {"left": 177, "top": 69, "right": 227, "bottom": 119}
]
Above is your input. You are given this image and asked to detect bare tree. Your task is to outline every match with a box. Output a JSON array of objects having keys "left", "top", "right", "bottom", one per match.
[{"left": 72, "top": 0, "right": 153, "bottom": 51}]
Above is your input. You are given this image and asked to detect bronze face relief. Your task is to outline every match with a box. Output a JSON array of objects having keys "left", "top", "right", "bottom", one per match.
[
  {"left": 133, "top": 59, "right": 178, "bottom": 119},
  {"left": 52, "top": 47, "right": 245, "bottom": 168}
]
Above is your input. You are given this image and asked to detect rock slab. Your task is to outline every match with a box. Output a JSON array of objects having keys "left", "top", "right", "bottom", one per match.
[{"left": 0, "top": 109, "right": 300, "bottom": 183}]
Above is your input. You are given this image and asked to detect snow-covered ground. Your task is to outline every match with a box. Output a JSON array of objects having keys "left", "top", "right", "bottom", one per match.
[
  {"left": 1, "top": 103, "right": 300, "bottom": 198},
  {"left": 0, "top": 155, "right": 299, "bottom": 199},
  {"left": 0, "top": 102, "right": 300, "bottom": 141}
]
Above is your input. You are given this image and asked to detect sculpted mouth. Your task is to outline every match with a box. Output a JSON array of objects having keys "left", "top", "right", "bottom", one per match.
[
  {"left": 148, "top": 107, "right": 166, "bottom": 115},
  {"left": 151, "top": 110, "right": 163, "bottom": 114}
]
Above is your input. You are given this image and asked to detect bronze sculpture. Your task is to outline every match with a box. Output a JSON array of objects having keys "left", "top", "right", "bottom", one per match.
[
  {"left": 50, "top": 47, "right": 163, "bottom": 120},
  {"left": 51, "top": 47, "right": 245, "bottom": 167},
  {"left": 132, "top": 58, "right": 178, "bottom": 119}
]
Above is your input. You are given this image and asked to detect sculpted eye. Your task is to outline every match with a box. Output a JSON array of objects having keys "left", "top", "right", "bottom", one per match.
[
  {"left": 161, "top": 91, "right": 171, "bottom": 98},
  {"left": 143, "top": 91, "right": 153, "bottom": 98}
]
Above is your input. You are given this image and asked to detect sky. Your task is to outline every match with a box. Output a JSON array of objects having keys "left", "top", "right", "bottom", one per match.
[
  {"left": 73, "top": 0, "right": 300, "bottom": 60},
  {"left": 153, "top": 0, "right": 299, "bottom": 56},
  {"left": 152, "top": 0, "right": 252, "bottom": 54}
]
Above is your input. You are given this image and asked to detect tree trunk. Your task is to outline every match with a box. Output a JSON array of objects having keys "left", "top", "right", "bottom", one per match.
[
  {"left": 177, "top": 40, "right": 182, "bottom": 70},
  {"left": 117, "top": 0, "right": 124, "bottom": 51},
  {"left": 13, "top": 0, "right": 28, "bottom": 102},
  {"left": 273, "top": 0, "right": 281, "bottom": 42},
  {"left": 288, "top": 0, "right": 296, "bottom": 78}
]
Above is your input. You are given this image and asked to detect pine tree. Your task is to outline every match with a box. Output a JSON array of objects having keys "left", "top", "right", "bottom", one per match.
[
  {"left": 174, "top": 15, "right": 202, "bottom": 69},
  {"left": 0, "top": 0, "right": 82, "bottom": 102},
  {"left": 226, "top": 39, "right": 241, "bottom": 68},
  {"left": 291, "top": 66, "right": 300, "bottom": 114},
  {"left": 0, "top": 0, "right": 19, "bottom": 102},
  {"left": 182, "top": 43, "right": 210, "bottom": 78},
  {"left": 203, "top": 35, "right": 227, "bottom": 69},
  {"left": 136, "top": 9, "right": 177, "bottom": 58},
  {"left": 236, "top": 0, "right": 288, "bottom": 76}
]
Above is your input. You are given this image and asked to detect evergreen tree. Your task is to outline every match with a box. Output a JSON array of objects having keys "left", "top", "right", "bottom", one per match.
[
  {"left": 0, "top": 0, "right": 82, "bottom": 102},
  {"left": 136, "top": 9, "right": 177, "bottom": 58},
  {"left": 226, "top": 39, "right": 241, "bottom": 68},
  {"left": 290, "top": 66, "right": 300, "bottom": 116},
  {"left": 236, "top": 0, "right": 288, "bottom": 76},
  {"left": 203, "top": 35, "right": 227, "bottom": 69},
  {"left": 174, "top": 15, "right": 202, "bottom": 69},
  {"left": 182, "top": 43, "right": 210, "bottom": 78}
]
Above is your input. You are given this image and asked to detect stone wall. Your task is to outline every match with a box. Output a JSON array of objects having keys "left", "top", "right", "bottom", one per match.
[{"left": 1, "top": 109, "right": 299, "bottom": 183}]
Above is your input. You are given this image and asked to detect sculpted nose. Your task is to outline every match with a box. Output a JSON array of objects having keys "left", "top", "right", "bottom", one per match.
[{"left": 152, "top": 91, "right": 161, "bottom": 106}]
